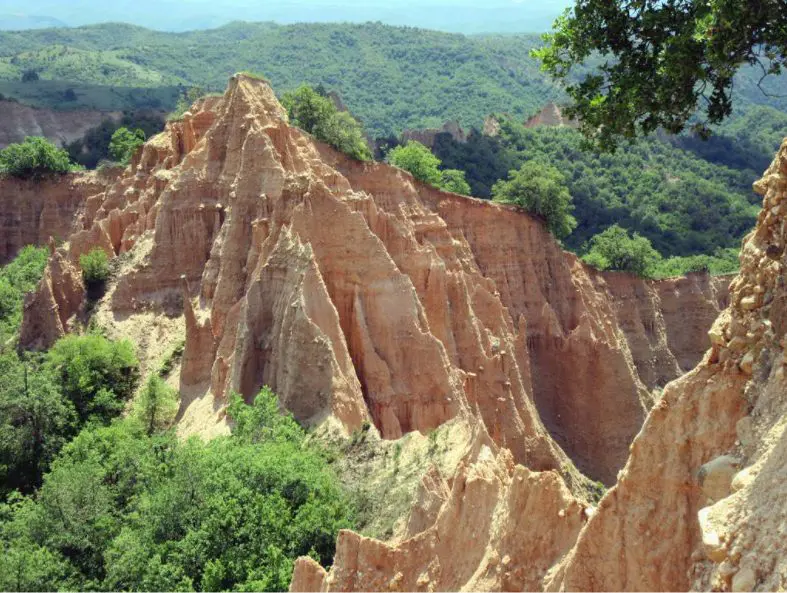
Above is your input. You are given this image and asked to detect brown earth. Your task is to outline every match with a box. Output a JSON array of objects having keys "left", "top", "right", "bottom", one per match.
[
  {"left": 0, "top": 100, "right": 121, "bottom": 149},
  {"left": 17, "top": 76, "right": 726, "bottom": 486},
  {"left": 13, "top": 76, "right": 776, "bottom": 592},
  {"left": 0, "top": 171, "right": 115, "bottom": 264},
  {"left": 292, "top": 139, "right": 787, "bottom": 591}
]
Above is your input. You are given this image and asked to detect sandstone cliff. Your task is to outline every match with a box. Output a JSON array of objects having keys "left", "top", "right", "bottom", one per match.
[
  {"left": 292, "top": 140, "right": 787, "bottom": 591},
  {"left": 19, "top": 75, "right": 728, "bottom": 486},
  {"left": 0, "top": 172, "right": 112, "bottom": 264},
  {"left": 0, "top": 100, "right": 121, "bottom": 149}
]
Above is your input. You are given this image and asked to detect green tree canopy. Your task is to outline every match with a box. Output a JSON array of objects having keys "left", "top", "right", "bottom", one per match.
[
  {"left": 492, "top": 160, "right": 577, "bottom": 239},
  {"left": 109, "top": 127, "right": 145, "bottom": 164},
  {"left": 535, "top": 0, "right": 787, "bottom": 149},
  {"left": 0, "top": 137, "right": 73, "bottom": 180},
  {"left": 387, "top": 140, "right": 443, "bottom": 185},
  {"left": 582, "top": 224, "right": 662, "bottom": 277},
  {"left": 439, "top": 169, "right": 472, "bottom": 196},
  {"left": 282, "top": 84, "right": 372, "bottom": 161},
  {"left": 79, "top": 248, "right": 110, "bottom": 288}
]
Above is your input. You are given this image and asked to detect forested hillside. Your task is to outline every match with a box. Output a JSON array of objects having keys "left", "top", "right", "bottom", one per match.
[{"left": 1, "top": 21, "right": 786, "bottom": 137}]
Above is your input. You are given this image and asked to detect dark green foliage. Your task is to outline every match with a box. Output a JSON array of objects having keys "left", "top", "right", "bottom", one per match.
[
  {"left": 534, "top": 0, "right": 787, "bottom": 149},
  {"left": 492, "top": 160, "right": 577, "bottom": 240},
  {"left": 582, "top": 225, "right": 661, "bottom": 277},
  {"left": 79, "top": 248, "right": 110, "bottom": 287},
  {"left": 20, "top": 69, "right": 38, "bottom": 83},
  {"left": 432, "top": 129, "right": 518, "bottom": 198},
  {"left": 0, "top": 355, "right": 76, "bottom": 497},
  {"left": 0, "top": 246, "right": 48, "bottom": 345},
  {"left": 65, "top": 111, "right": 164, "bottom": 169},
  {"left": 387, "top": 141, "right": 443, "bottom": 185},
  {"left": 44, "top": 334, "right": 139, "bottom": 425},
  {"left": 0, "top": 137, "right": 73, "bottom": 180},
  {"left": 108, "top": 127, "right": 145, "bottom": 164},
  {"left": 0, "top": 388, "right": 355, "bottom": 591},
  {"left": 282, "top": 85, "right": 372, "bottom": 161},
  {"left": 495, "top": 120, "right": 759, "bottom": 257}
]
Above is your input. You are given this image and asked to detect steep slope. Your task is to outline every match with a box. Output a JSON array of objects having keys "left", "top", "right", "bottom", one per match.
[
  {"left": 0, "top": 99, "right": 119, "bottom": 148},
  {"left": 19, "top": 75, "right": 724, "bottom": 492},
  {"left": 292, "top": 139, "right": 787, "bottom": 592},
  {"left": 0, "top": 171, "right": 112, "bottom": 263}
]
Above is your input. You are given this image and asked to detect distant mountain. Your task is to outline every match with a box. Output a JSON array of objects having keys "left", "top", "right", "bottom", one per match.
[
  {"left": 0, "top": 0, "right": 573, "bottom": 33},
  {"left": 0, "top": 13, "right": 67, "bottom": 30}
]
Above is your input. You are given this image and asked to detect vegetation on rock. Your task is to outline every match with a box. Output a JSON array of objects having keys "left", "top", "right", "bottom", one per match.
[
  {"left": 79, "top": 248, "right": 110, "bottom": 288},
  {"left": 108, "top": 127, "right": 145, "bottom": 165},
  {"left": 0, "top": 137, "right": 75, "bottom": 180},
  {"left": 388, "top": 140, "right": 472, "bottom": 195},
  {"left": 282, "top": 84, "right": 372, "bottom": 161},
  {"left": 492, "top": 160, "right": 576, "bottom": 240}
]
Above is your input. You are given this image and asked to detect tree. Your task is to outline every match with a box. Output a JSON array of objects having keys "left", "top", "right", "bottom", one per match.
[
  {"left": 109, "top": 127, "right": 145, "bottom": 164},
  {"left": 387, "top": 141, "right": 443, "bottom": 186},
  {"left": 439, "top": 169, "right": 472, "bottom": 195},
  {"left": 582, "top": 224, "right": 662, "bottom": 277},
  {"left": 0, "top": 137, "right": 73, "bottom": 180},
  {"left": 534, "top": 0, "right": 787, "bottom": 150},
  {"left": 492, "top": 161, "right": 577, "bottom": 239},
  {"left": 44, "top": 334, "right": 139, "bottom": 425},
  {"left": 282, "top": 84, "right": 372, "bottom": 161},
  {"left": 79, "top": 248, "right": 110, "bottom": 288},
  {"left": 134, "top": 375, "right": 178, "bottom": 436}
]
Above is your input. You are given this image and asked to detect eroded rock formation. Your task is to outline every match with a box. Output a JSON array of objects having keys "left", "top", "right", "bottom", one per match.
[
  {"left": 292, "top": 139, "right": 787, "bottom": 591},
  {"left": 0, "top": 100, "right": 121, "bottom": 149},
  {"left": 0, "top": 172, "right": 113, "bottom": 264},
  {"left": 20, "top": 75, "right": 725, "bottom": 491}
]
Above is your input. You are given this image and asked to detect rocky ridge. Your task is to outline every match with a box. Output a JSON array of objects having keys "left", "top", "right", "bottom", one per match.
[
  {"left": 15, "top": 75, "right": 731, "bottom": 488},
  {"left": 292, "top": 139, "right": 787, "bottom": 591}
]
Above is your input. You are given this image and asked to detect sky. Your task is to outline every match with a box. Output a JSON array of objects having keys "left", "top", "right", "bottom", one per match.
[{"left": 0, "top": 0, "right": 575, "bottom": 33}]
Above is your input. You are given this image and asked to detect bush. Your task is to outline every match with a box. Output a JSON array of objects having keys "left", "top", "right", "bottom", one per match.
[
  {"left": 282, "top": 85, "right": 372, "bottom": 161},
  {"left": 439, "top": 169, "right": 472, "bottom": 195},
  {"left": 582, "top": 224, "right": 662, "bottom": 277},
  {"left": 44, "top": 334, "right": 139, "bottom": 425},
  {"left": 20, "top": 69, "right": 39, "bottom": 83},
  {"left": 108, "top": 127, "right": 145, "bottom": 164},
  {"left": 134, "top": 375, "right": 178, "bottom": 436},
  {"left": 0, "top": 246, "right": 48, "bottom": 344},
  {"left": 79, "top": 248, "right": 110, "bottom": 287},
  {"left": 0, "top": 137, "right": 73, "bottom": 180},
  {"left": 387, "top": 140, "right": 442, "bottom": 185},
  {"left": 492, "top": 160, "right": 577, "bottom": 239}
]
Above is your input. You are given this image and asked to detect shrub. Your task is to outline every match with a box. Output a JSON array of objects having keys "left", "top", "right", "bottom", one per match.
[
  {"left": 439, "top": 168, "right": 472, "bottom": 195},
  {"left": 108, "top": 127, "right": 145, "bottom": 164},
  {"left": 79, "top": 248, "right": 110, "bottom": 287},
  {"left": 582, "top": 224, "right": 662, "bottom": 277},
  {"left": 20, "top": 69, "right": 39, "bottom": 83},
  {"left": 134, "top": 375, "right": 178, "bottom": 435},
  {"left": 44, "top": 334, "right": 139, "bottom": 424},
  {"left": 387, "top": 140, "right": 443, "bottom": 185},
  {"left": 0, "top": 137, "right": 73, "bottom": 180},
  {"left": 492, "top": 160, "right": 577, "bottom": 239},
  {"left": 282, "top": 84, "right": 372, "bottom": 161}
]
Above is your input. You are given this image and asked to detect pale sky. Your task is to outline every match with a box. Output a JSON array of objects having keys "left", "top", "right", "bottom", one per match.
[{"left": 0, "top": 0, "right": 575, "bottom": 33}]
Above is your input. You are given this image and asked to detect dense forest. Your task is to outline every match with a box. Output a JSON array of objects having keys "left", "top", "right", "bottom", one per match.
[
  {"left": 0, "top": 249, "right": 355, "bottom": 592},
  {"left": 2, "top": 21, "right": 786, "bottom": 137}
]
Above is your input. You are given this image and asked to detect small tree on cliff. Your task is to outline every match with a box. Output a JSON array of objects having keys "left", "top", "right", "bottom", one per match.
[
  {"left": 582, "top": 225, "right": 662, "bottom": 277},
  {"left": 534, "top": 0, "right": 787, "bottom": 150},
  {"left": 109, "top": 127, "right": 145, "bottom": 165},
  {"left": 387, "top": 140, "right": 443, "bottom": 185},
  {"left": 492, "top": 161, "right": 577, "bottom": 240},
  {"left": 0, "top": 137, "right": 73, "bottom": 180},
  {"left": 282, "top": 84, "right": 372, "bottom": 161}
]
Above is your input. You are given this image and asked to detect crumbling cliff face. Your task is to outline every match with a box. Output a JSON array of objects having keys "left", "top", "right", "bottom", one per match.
[
  {"left": 0, "top": 172, "right": 112, "bottom": 264},
  {"left": 20, "top": 75, "right": 726, "bottom": 494},
  {"left": 0, "top": 100, "right": 120, "bottom": 149},
  {"left": 292, "top": 139, "right": 787, "bottom": 592}
]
